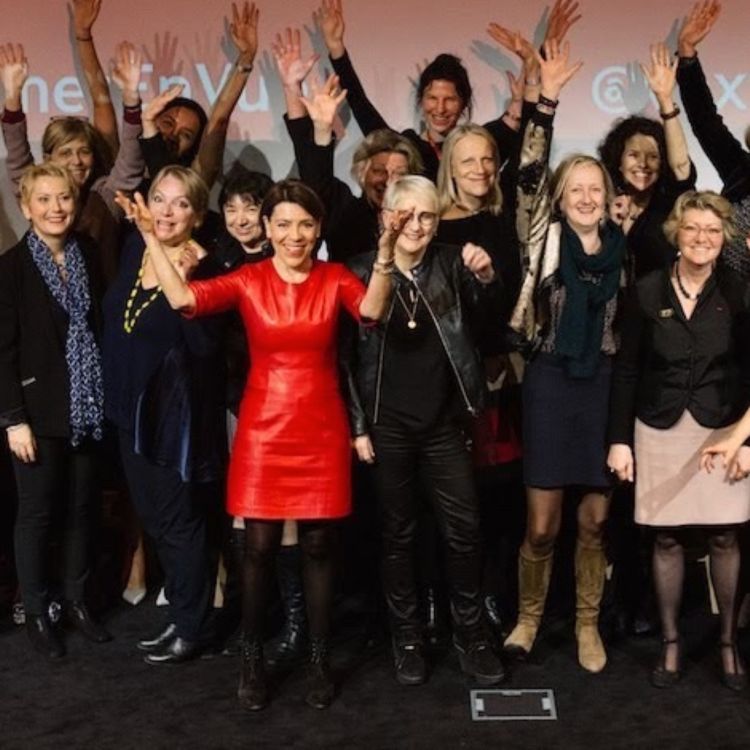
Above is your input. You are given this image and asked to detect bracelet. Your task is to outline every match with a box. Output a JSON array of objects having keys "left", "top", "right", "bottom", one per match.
[
  {"left": 538, "top": 94, "right": 559, "bottom": 109},
  {"left": 536, "top": 102, "right": 556, "bottom": 117},
  {"left": 373, "top": 258, "right": 395, "bottom": 275},
  {"left": 236, "top": 61, "right": 254, "bottom": 74},
  {"left": 76, "top": 34, "right": 93, "bottom": 42},
  {"left": 660, "top": 105, "right": 681, "bottom": 121},
  {"left": 525, "top": 77, "right": 540, "bottom": 87}
]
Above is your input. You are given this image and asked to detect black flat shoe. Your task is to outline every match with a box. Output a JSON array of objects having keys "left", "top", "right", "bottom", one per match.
[
  {"left": 144, "top": 636, "right": 200, "bottom": 665},
  {"left": 651, "top": 638, "right": 681, "bottom": 689},
  {"left": 26, "top": 614, "right": 65, "bottom": 660},
  {"left": 720, "top": 641, "right": 747, "bottom": 692},
  {"left": 66, "top": 602, "right": 112, "bottom": 643},
  {"left": 137, "top": 623, "right": 177, "bottom": 652}
]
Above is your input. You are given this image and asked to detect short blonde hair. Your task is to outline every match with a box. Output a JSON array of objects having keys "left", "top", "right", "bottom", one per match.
[
  {"left": 663, "top": 190, "right": 736, "bottom": 246},
  {"left": 148, "top": 165, "right": 209, "bottom": 221},
  {"left": 350, "top": 129, "right": 423, "bottom": 187},
  {"left": 437, "top": 124, "right": 503, "bottom": 216},
  {"left": 550, "top": 154, "right": 615, "bottom": 217},
  {"left": 19, "top": 162, "right": 79, "bottom": 207},
  {"left": 382, "top": 175, "right": 439, "bottom": 213}
]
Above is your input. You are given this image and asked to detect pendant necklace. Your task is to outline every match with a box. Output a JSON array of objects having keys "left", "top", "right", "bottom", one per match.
[{"left": 396, "top": 284, "right": 419, "bottom": 329}]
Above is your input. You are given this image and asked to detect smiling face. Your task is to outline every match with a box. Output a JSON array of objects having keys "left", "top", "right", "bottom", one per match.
[
  {"left": 559, "top": 162, "right": 607, "bottom": 234},
  {"left": 48, "top": 136, "right": 94, "bottom": 188},
  {"left": 223, "top": 194, "right": 263, "bottom": 249},
  {"left": 362, "top": 151, "right": 410, "bottom": 209},
  {"left": 385, "top": 189, "right": 439, "bottom": 262},
  {"left": 263, "top": 201, "right": 320, "bottom": 272},
  {"left": 148, "top": 174, "right": 200, "bottom": 246},
  {"left": 619, "top": 133, "right": 661, "bottom": 194},
  {"left": 155, "top": 106, "right": 202, "bottom": 158},
  {"left": 677, "top": 207, "right": 725, "bottom": 270},
  {"left": 420, "top": 79, "right": 464, "bottom": 141},
  {"left": 450, "top": 133, "right": 496, "bottom": 207},
  {"left": 21, "top": 175, "right": 76, "bottom": 243}
]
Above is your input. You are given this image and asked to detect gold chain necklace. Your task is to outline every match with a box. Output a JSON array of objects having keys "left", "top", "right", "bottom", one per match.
[{"left": 123, "top": 252, "right": 162, "bottom": 334}]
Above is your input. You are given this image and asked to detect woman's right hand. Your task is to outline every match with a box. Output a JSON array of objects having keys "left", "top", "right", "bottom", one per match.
[
  {"left": 538, "top": 39, "right": 583, "bottom": 103},
  {"left": 678, "top": 0, "right": 721, "bottom": 58},
  {"left": 142, "top": 84, "right": 184, "bottom": 126},
  {"left": 7, "top": 423, "right": 37, "bottom": 464},
  {"left": 300, "top": 73, "right": 347, "bottom": 131},
  {"left": 607, "top": 443, "right": 634, "bottom": 483},
  {"left": 353, "top": 434, "right": 375, "bottom": 464},
  {"left": 115, "top": 191, "right": 155, "bottom": 240},
  {"left": 111, "top": 41, "right": 143, "bottom": 106},
  {"left": 314, "top": 0, "right": 346, "bottom": 59},
  {"left": 0, "top": 44, "right": 29, "bottom": 107},
  {"left": 701, "top": 436, "right": 744, "bottom": 476}
]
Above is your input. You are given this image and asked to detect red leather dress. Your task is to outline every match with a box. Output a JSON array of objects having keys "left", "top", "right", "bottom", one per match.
[{"left": 189, "top": 259, "right": 365, "bottom": 519}]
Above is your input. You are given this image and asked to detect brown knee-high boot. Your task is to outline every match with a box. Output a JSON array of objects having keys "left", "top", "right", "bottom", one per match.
[
  {"left": 575, "top": 541, "right": 607, "bottom": 673},
  {"left": 503, "top": 550, "right": 553, "bottom": 657}
]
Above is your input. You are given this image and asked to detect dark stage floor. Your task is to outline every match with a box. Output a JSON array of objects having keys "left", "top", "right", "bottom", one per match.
[{"left": 3, "top": 595, "right": 750, "bottom": 750}]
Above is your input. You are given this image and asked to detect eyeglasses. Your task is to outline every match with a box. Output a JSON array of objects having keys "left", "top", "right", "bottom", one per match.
[
  {"left": 384, "top": 209, "right": 437, "bottom": 228},
  {"left": 679, "top": 224, "right": 723, "bottom": 240}
]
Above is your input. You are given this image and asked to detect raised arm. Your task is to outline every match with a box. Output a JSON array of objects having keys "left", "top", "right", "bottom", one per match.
[
  {"left": 315, "top": 0, "right": 389, "bottom": 136},
  {"left": 0, "top": 44, "right": 33, "bottom": 195},
  {"left": 676, "top": 1, "right": 749, "bottom": 193},
  {"left": 192, "top": 1, "right": 259, "bottom": 188},
  {"left": 139, "top": 84, "right": 187, "bottom": 177},
  {"left": 272, "top": 27, "right": 319, "bottom": 121},
  {"left": 641, "top": 42, "right": 692, "bottom": 182},
  {"left": 71, "top": 0, "right": 118, "bottom": 155}
]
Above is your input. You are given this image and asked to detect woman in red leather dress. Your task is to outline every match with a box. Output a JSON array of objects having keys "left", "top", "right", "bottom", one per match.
[{"left": 117, "top": 178, "right": 402, "bottom": 711}]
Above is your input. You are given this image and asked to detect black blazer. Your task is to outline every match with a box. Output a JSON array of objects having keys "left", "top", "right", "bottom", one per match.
[
  {"left": 0, "top": 233, "right": 103, "bottom": 437},
  {"left": 608, "top": 266, "right": 750, "bottom": 445}
]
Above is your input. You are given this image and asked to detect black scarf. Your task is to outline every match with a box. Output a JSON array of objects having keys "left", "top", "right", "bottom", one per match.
[{"left": 555, "top": 219, "right": 625, "bottom": 378}]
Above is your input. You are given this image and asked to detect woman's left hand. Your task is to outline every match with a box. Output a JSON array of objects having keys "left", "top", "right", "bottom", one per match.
[
  {"left": 229, "top": 1, "right": 259, "bottom": 65},
  {"left": 462, "top": 243, "right": 495, "bottom": 284},
  {"left": 640, "top": 41, "right": 677, "bottom": 107},
  {"left": 111, "top": 41, "right": 142, "bottom": 103}
]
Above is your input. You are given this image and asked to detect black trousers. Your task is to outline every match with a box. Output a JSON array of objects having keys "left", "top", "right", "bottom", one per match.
[
  {"left": 12, "top": 436, "right": 97, "bottom": 615},
  {"left": 118, "top": 432, "right": 211, "bottom": 642},
  {"left": 371, "top": 418, "right": 483, "bottom": 642}
]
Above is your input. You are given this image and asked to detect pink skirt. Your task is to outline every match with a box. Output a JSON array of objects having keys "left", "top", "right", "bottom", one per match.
[{"left": 634, "top": 411, "right": 750, "bottom": 527}]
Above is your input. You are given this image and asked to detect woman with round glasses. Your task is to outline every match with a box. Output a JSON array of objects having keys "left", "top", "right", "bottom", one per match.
[{"left": 608, "top": 190, "right": 750, "bottom": 691}]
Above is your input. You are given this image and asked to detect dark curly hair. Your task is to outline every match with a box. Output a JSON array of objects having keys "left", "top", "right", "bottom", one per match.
[
  {"left": 219, "top": 165, "right": 274, "bottom": 209},
  {"left": 598, "top": 116, "right": 669, "bottom": 194},
  {"left": 416, "top": 53, "right": 473, "bottom": 120}
]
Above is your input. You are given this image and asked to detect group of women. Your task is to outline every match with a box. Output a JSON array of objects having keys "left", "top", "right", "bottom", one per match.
[{"left": 2, "top": 0, "right": 750, "bottom": 712}]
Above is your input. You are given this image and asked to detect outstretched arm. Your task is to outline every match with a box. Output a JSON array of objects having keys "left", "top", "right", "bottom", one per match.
[
  {"left": 641, "top": 41, "right": 692, "bottom": 182},
  {"left": 0, "top": 44, "right": 33, "bottom": 195},
  {"left": 272, "top": 27, "right": 319, "bottom": 121},
  {"left": 193, "top": 1, "right": 260, "bottom": 188},
  {"left": 71, "top": 0, "right": 118, "bottom": 155}
]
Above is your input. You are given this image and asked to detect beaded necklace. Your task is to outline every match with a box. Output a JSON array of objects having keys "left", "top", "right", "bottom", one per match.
[{"left": 123, "top": 252, "right": 161, "bottom": 333}]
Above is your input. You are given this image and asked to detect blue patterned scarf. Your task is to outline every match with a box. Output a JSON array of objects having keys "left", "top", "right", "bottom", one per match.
[{"left": 27, "top": 231, "right": 104, "bottom": 446}]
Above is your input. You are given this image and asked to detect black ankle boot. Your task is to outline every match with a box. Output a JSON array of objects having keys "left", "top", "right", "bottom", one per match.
[
  {"left": 266, "top": 545, "right": 308, "bottom": 667},
  {"left": 238, "top": 638, "right": 268, "bottom": 711},
  {"left": 305, "top": 638, "right": 335, "bottom": 709},
  {"left": 66, "top": 601, "right": 112, "bottom": 643},
  {"left": 27, "top": 613, "right": 65, "bottom": 659}
]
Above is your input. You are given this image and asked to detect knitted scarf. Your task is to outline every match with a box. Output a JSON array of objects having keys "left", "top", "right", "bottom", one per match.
[{"left": 555, "top": 219, "right": 624, "bottom": 378}]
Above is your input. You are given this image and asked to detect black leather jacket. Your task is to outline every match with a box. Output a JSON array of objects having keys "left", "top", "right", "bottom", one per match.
[{"left": 344, "top": 242, "right": 505, "bottom": 436}]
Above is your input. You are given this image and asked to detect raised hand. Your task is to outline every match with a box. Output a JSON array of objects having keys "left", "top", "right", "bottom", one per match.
[
  {"left": 111, "top": 41, "right": 142, "bottom": 105},
  {"left": 115, "top": 191, "right": 155, "bottom": 239},
  {"left": 538, "top": 40, "right": 583, "bottom": 102},
  {"left": 230, "top": 1, "right": 259, "bottom": 64},
  {"left": 272, "top": 28, "right": 319, "bottom": 91},
  {"left": 71, "top": 0, "right": 102, "bottom": 38},
  {"left": 640, "top": 42, "right": 677, "bottom": 109},
  {"left": 678, "top": 0, "right": 721, "bottom": 57},
  {"left": 143, "top": 83, "right": 184, "bottom": 124},
  {"left": 142, "top": 32, "right": 184, "bottom": 85},
  {"left": 379, "top": 208, "right": 414, "bottom": 260},
  {"left": 462, "top": 242, "right": 495, "bottom": 284},
  {"left": 0, "top": 43, "right": 29, "bottom": 107},
  {"left": 314, "top": 0, "right": 346, "bottom": 59},
  {"left": 487, "top": 24, "right": 536, "bottom": 69},
  {"left": 300, "top": 73, "right": 347, "bottom": 130},
  {"left": 544, "top": 0, "right": 582, "bottom": 47}
]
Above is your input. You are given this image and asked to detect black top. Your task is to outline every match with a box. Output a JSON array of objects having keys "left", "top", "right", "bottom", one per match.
[
  {"left": 103, "top": 230, "right": 227, "bottom": 481},
  {"left": 380, "top": 275, "right": 456, "bottom": 431},
  {"left": 330, "top": 50, "right": 521, "bottom": 185},
  {"left": 0, "top": 233, "right": 103, "bottom": 437},
  {"left": 285, "top": 114, "right": 379, "bottom": 263},
  {"left": 608, "top": 266, "right": 750, "bottom": 445}
]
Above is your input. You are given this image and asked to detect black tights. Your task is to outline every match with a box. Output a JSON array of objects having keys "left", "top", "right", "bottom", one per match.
[
  {"left": 241, "top": 520, "right": 337, "bottom": 643},
  {"left": 653, "top": 526, "right": 743, "bottom": 673}
]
